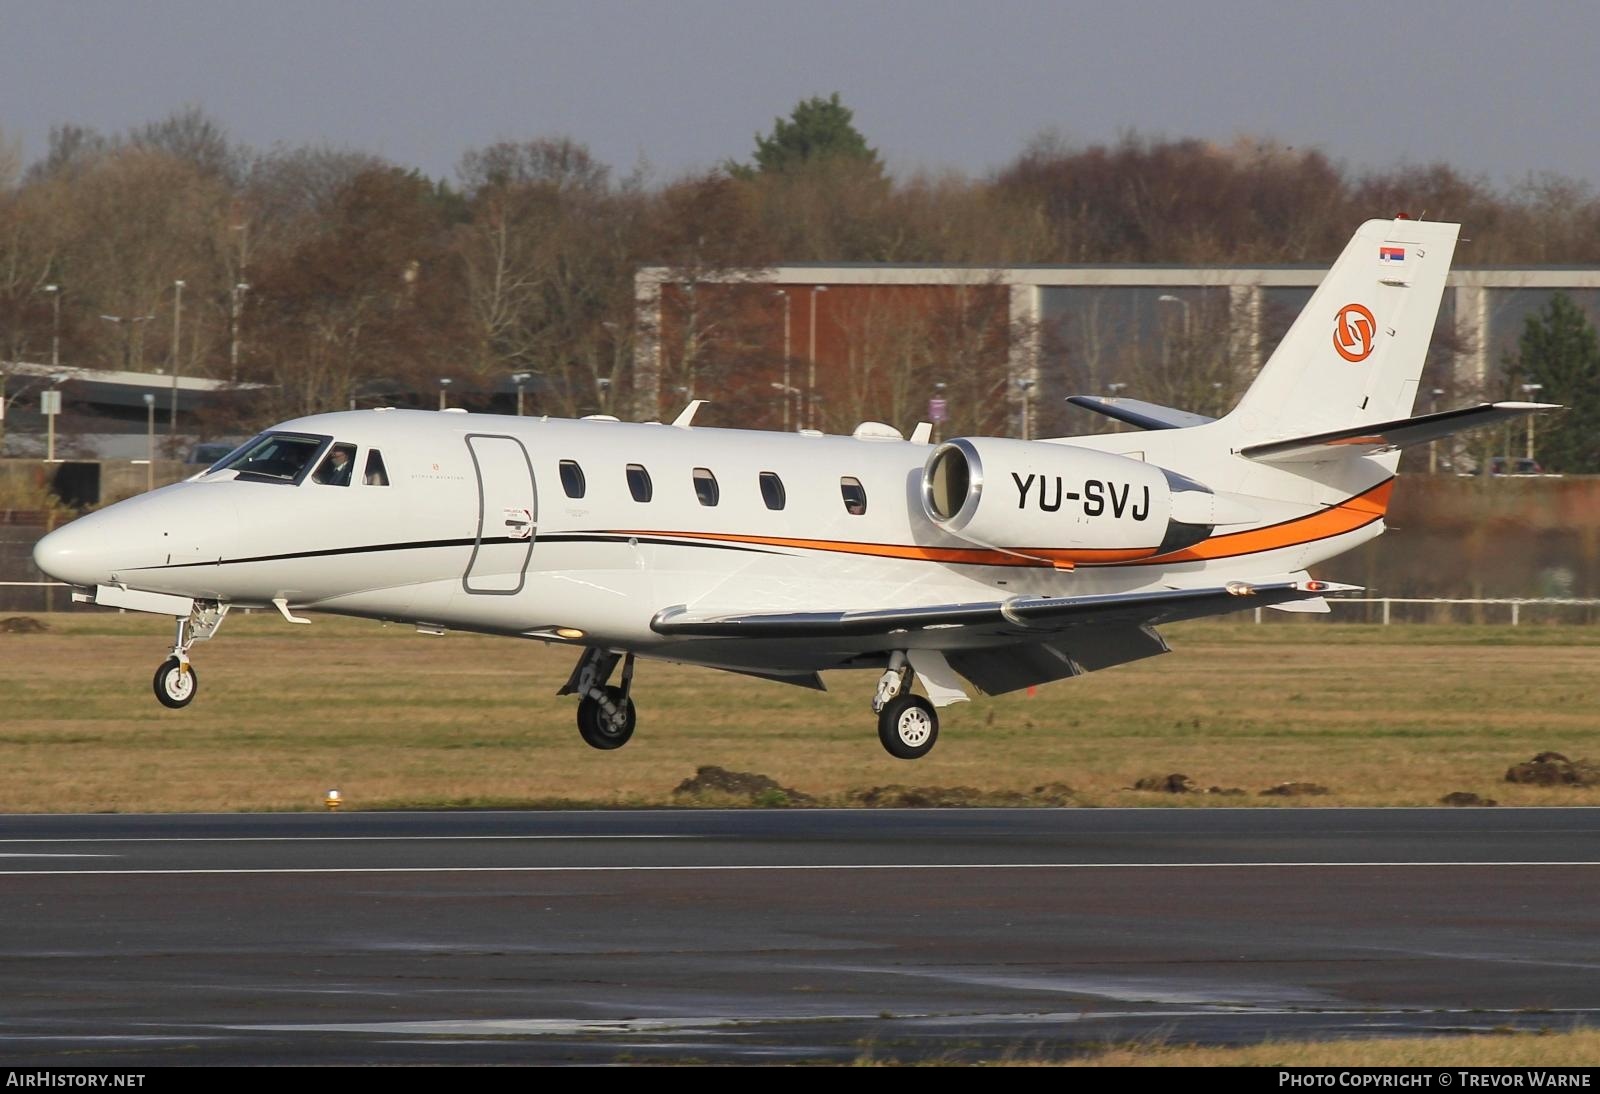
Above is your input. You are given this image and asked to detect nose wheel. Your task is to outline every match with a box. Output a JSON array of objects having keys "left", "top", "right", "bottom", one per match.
[
  {"left": 153, "top": 657, "right": 198, "bottom": 708},
  {"left": 148, "top": 601, "right": 228, "bottom": 709}
]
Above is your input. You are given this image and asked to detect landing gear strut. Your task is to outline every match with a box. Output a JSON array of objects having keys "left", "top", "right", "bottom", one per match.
[
  {"left": 152, "top": 601, "right": 228, "bottom": 709},
  {"left": 563, "top": 648, "right": 637, "bottom": 750},
  {"left": 872, "top": 651, "right": 939, "bottom": 759}
]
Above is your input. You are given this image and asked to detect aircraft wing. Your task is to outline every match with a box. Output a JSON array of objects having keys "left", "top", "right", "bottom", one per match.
[
  {"left": 653, "top": 578, "right": 1352, "bottom": 695},
  {"left": 650, "top": 578, "right": 1350, "bottom": 640},
  {"left": 1240, "top": 401, "right": 1560, "bottom": 463},
  {"left": 1065, "top": 395, "right": 1217, "bottom": 431}
]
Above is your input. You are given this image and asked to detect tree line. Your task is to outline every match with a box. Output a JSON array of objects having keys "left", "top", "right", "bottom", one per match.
[{"left": 1, "top": 97, "right": 1597, "bottom": 450}]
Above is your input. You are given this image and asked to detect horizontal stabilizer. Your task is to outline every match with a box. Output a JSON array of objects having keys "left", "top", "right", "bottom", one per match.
[
  {"left": 1239, "top": 401, "right": 1561, "bottom": 464},
  {"left": 1065, "top": 395, "right": 1216, "bottom": 431}
]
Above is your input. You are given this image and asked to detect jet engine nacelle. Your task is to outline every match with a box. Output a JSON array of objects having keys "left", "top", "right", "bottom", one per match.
[{"left": 921, "top": 437, "right": 1213, "bottom": 563}]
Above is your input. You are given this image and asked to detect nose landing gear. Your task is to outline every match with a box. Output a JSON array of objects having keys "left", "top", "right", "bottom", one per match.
[
  {"left": 154, "top": 657, "right": 197, "bottom": 708},
  {"left": 151, "top": 601, "right": 228, "bottom": 709}
]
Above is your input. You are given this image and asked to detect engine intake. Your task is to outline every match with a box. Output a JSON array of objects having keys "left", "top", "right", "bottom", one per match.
[{"left": 922, "top": 437, "right": 1213, "bottom": 564}]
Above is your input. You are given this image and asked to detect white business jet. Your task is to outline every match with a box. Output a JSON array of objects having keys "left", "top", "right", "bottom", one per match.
[{"left": 33, "top": 219, "right": 1554, "bottom": 758}]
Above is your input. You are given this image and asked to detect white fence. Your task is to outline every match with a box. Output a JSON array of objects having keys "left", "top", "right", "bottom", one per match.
[
  {"left": 1252, "top": 597, "right": 1600, "bottom": 625},
  {"left": 7, "top": 582, "right": 1600, "bottom": 626}
]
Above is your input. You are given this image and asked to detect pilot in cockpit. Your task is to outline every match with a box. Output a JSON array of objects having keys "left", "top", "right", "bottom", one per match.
[{"left": 313, "top": 444, "right": 356, "bottom": 486}]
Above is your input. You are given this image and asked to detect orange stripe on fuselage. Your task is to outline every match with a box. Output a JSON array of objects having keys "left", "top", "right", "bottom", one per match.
[
  {"left": 610, "top": 531, "right": 1115, "bottom": 568},
  {"left": 1131, "top": 478, "right": 1393, "bottom": 565},
  {"left": 604, "top": 478, "right": 1393, "bottom": 570}
]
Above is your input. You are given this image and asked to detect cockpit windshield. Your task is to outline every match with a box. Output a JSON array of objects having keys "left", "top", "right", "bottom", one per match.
[{"left": 211, "top": 432, "right": 331, "bottom": 485}]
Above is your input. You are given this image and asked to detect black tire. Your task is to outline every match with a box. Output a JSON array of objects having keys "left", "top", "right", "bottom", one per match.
[
  {"left": 577, "top": 686, "right": 636, "bottom": 750},
  {"left": 877, "top": 694, "right": 938, "bottom": 759},
  {"left": 153, "top": 657, "right": 198, "bottom": 709}
]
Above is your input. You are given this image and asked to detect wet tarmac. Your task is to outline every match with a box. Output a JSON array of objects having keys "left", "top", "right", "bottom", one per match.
[{"left": 0, "top": 808, "right": 1596, "bottom": 1065}]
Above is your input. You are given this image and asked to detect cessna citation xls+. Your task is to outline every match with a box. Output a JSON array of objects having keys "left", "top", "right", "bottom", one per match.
[{"left": 34, "top": 218, "right": 1555, "bottom": 758}]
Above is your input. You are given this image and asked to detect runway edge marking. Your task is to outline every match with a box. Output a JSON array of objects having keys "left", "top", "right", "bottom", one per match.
[{"left": 4, "top": 861, "right": 1600, "bottom": 877}]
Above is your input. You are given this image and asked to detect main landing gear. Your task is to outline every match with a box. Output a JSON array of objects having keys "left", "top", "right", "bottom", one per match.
[
  {"left": 872, "top": 651, "right": 939, "bottom": 760},
  {"left": 152, "top": 601, "right": 229, "bottom": 709},
  {"left": 562, "top": 648, "right": 638, "bottom": 750},
  {"left": 556, "top": 647, "right": 948, "bottom": 759}
]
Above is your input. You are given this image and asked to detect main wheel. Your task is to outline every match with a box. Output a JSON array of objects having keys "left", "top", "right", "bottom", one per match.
[
  {"left": 577, "top": 686, "right": 636, "bottom": 750},
  {"left": 153, "top": 657, "right": 198, "bottom": 709},
  {"left": 877, "top": 694, "right": 938, "bottom": 759}
]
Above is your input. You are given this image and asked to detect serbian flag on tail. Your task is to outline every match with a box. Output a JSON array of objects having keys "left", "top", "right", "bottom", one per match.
[{"left": 1379, "top": 246, "right": 1406, "bottom": 263}]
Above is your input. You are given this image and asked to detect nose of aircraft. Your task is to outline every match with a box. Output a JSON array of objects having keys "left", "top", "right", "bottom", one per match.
[
  {"left": 32, "top": 515, "right": 118, "bottom": 588},
  {"left": 34, "top": 484, "right": 240, "bottom": 591}
]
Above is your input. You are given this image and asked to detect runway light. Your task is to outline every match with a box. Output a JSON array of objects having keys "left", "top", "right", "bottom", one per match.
[{"left": 324, "top": 789, "right": 343, "bottom": 811}]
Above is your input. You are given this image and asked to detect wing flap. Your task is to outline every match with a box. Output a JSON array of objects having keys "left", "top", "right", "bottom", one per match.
[
  {"left": 948, "top": 624, "right": 1174, "bottom": 695},
  {"left": 1240, "top": 401, "right": 1560, "bottom": 463},
  {"left": 946, "top": 642, "right": 1083, "bottom": 695}
]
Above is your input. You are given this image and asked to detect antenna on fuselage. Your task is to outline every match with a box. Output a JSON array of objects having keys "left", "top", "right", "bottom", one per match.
[{"left": 672, "top": 399, "right": 709, "bottom": 428}]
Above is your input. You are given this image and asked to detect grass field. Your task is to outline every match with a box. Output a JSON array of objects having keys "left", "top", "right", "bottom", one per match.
[
  {"left": 892, "top": 1029, "right": 1600, "bottom": 1068},
  {"left": 1, "top": 609, "right": 1598, "bottom": 813}
]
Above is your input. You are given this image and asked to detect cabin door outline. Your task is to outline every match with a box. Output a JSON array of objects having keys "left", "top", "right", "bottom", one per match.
[{"left": 462, "top": 433, "right": 536, "bottom": 595}]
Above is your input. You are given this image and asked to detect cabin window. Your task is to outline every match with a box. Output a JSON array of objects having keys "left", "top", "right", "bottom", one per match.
[
  {"left": 213, "top": 431, "right": 328, "bottom": 485},
  {"left": 312, "top": 442, "right": 358, "bottom": 486},
  {"left": 363, "top": 449, "right": 389, "bottom": 486},
  {"left": 559, "top": 460, "right": 586, "bottom": 499},
  {"left": 692, "top": 467, "right": 719, "bottom": 506},
  {"left": 759, "top": 471, "right": 786, "bottom": 511},
  {"left": 840, "top": 476, "right": 867, "bottom": 515},
  {"left": 626, "top": 463, "right": 653, "bottom": 503}
]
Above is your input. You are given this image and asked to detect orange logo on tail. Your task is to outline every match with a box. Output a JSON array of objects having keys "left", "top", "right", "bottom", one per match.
[{"left": 1333, "top": 303, "right": 1376, "bottom": 362}]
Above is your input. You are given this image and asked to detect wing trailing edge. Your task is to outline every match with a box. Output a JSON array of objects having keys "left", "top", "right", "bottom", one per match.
[{"left": 650, "top": 579, "right": 1358, "bottom": 641}]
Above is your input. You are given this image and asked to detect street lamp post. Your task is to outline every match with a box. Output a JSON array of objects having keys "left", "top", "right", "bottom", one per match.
[
  {"left": 230, "top": 282, "right": 249, "bottom": 381},
  {"left": 1522, "top": 383, "right": 1544, "bottom": 461},
  {"left": 1429, "top": 387, "right": 1445, "bottom": 473},
  {"left": 806, "top": 286, "right": 827, "bottom": 430},
  {"left": 99, "top": 313, "right": 155, "bottom": 370},
  {"left": 169, "top": 280, "right": 185, "bottom": 437},
  {"left": 774, "top": 289, "right": 792, "bottom": 430},
  {"left": 1157, "top": 294, "right": 1191, "bottom": 378},
  {"left": 142, "top": 393, "right": 155, "bottom": 492},
  {"left": 43, "top": 284, "right": 60, "bottom": 368},
  {"left": 1157, "top": 294, "right": 1192, "bottom": 335},
  {"left": 438, "top": 377, "right": 452, "bottom": 410},
  {"left": 1016, "top": 378, "right": 1035, "bottom": 440},
  {"left": 512, "top": 372, "right": 532, "bottom": 416}
]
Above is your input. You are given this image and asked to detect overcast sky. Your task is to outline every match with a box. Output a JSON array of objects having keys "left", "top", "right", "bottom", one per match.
[{"left": 3, "top": 0, "right": 1596, "bottom": 190}]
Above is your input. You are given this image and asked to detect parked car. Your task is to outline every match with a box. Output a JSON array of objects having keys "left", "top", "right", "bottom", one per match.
[
  {"left": 1489, "top": 456, "right": 1546, "bottom": 476},
  {"left": 1456, "top": 455, "right": 1559, "bottom": 476}
]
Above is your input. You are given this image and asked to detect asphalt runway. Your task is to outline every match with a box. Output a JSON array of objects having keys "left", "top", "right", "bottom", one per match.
[{"left": 1, "top": 808, "right": 1597, "bottom": 1065}]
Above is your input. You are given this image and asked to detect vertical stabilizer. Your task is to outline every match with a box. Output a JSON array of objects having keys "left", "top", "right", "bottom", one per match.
[{"left": 1222, "top": 218, "right": 1458, "bottom": 449}]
